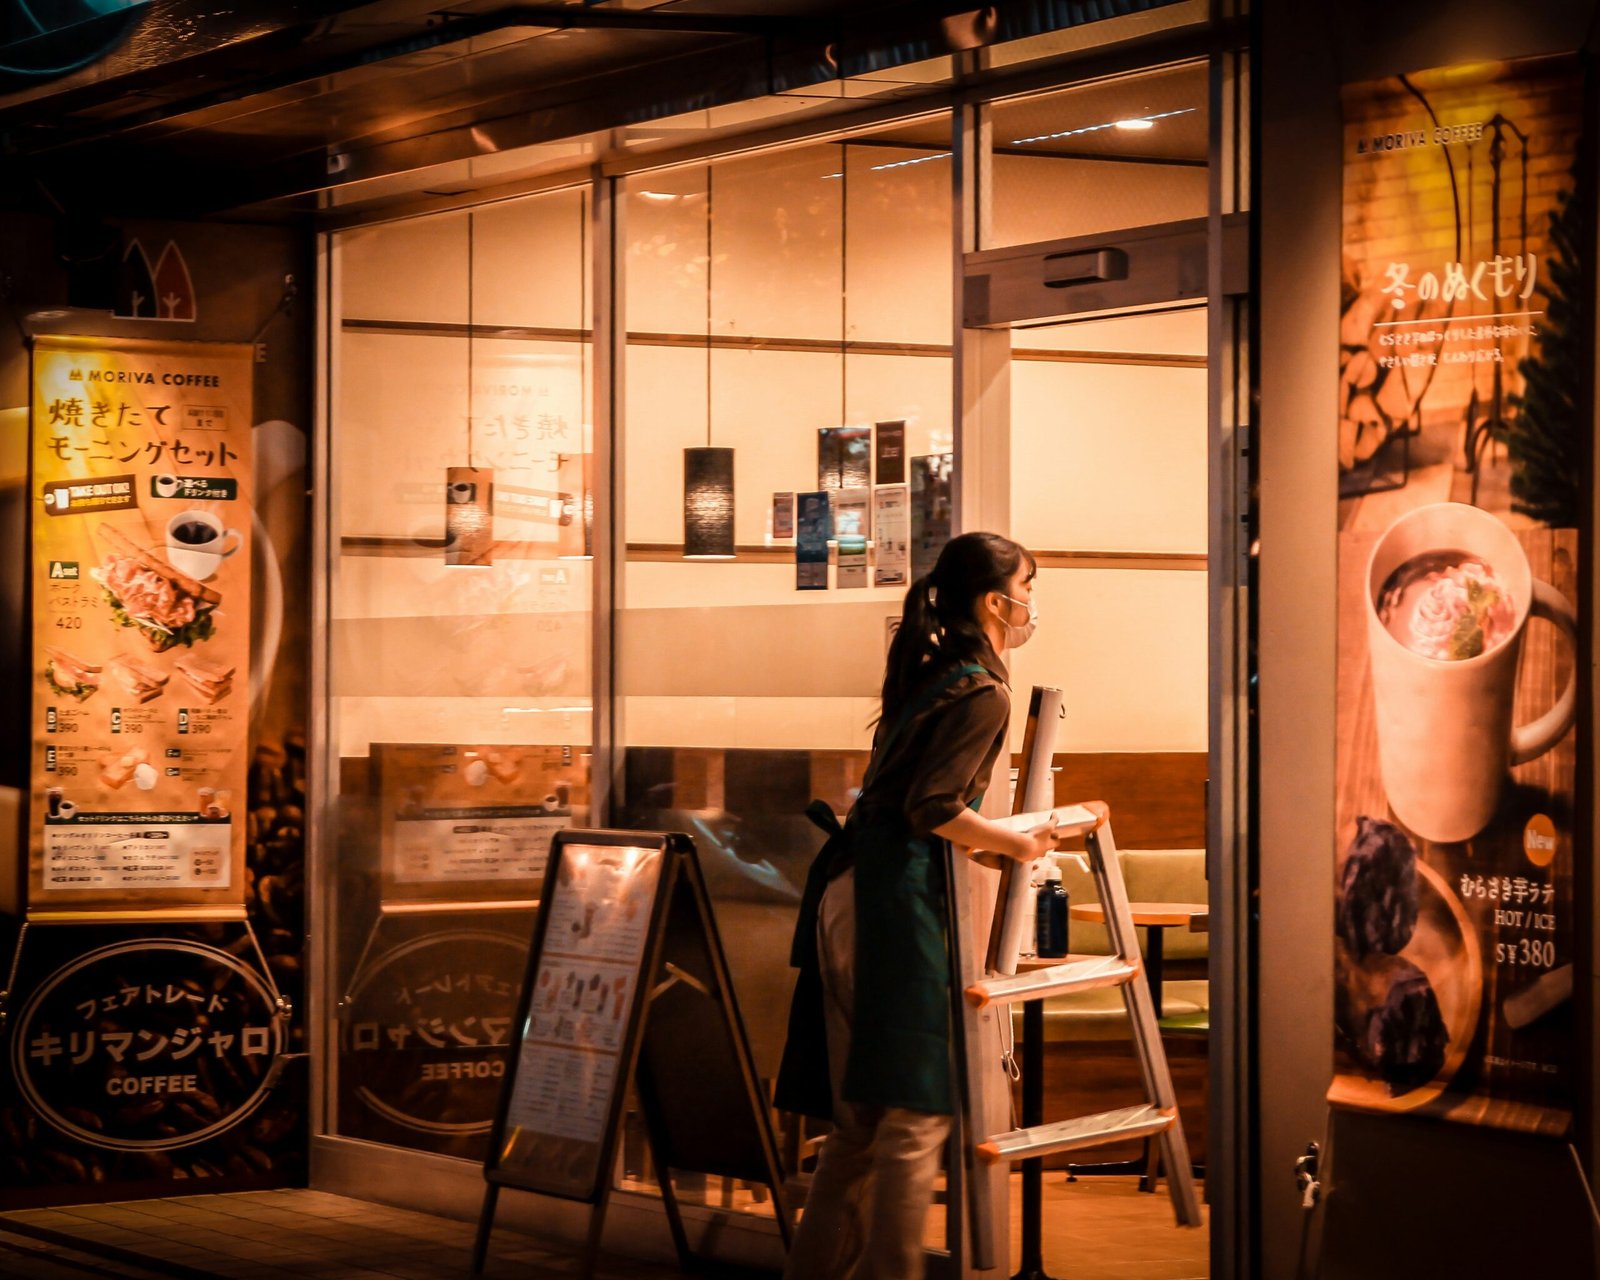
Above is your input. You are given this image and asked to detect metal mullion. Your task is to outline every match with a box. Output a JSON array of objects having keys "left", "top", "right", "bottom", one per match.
[
  {"left": 1207, "top": 24, "right": 1254, "bottom": 1280},
  {"left": 590, "top": 168, "right": 624, "bottom": 825},
  {"left": 307, "top": 230, "right": 338, "bottom": 1145}
]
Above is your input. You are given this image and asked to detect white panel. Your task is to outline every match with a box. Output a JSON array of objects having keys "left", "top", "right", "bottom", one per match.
[
  {"left": 625, "top": 561, "right": 905, "bottom": 609},
  {"left": 622, "top": 696, "right": 878, "bottom": 750},
  {"left": 627, "top": 174, "right": 713, "bottom": 335},
  {"left": 335, "top": 556, "right": 591, "bottom": 621},
  {"left": 1010, "top": 360, "right": 1207, "bottom": 553},
  {"left": 337, "top": 332, "right": 584, "bottom": 539},
  {"left": 844, "top": 352, "right": 953, "bottom": 460},
  {"left": 990, "top": 155, "right": 1208, "bottom": 249},
  {"left": 334, "top": 697, "right": 591, "bottom": 757},
  {"left": 845, "top": 142, "right": 953, "bottom": 345},
  {"left": 1006, "top": 568, "right": 1208, "bottom": 753},
  {"left": 472, "top": 190, "right": 588, "bottom": 330},
  {"left": 338, "top": 213, "right": 469, "bottom": 323},
  {"left": 712, "top": 144, "right": 843, "bottom": 341},
  {"left": 1013, "top": 308, "right": 1207, "bottom": 357}
]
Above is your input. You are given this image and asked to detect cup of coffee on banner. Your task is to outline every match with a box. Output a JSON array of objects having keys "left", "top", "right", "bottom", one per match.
[
  {"left": 153, "top": 474, "right": 181, "bottom": 498},
  {"left": 1366, "top": 502, "right": 1576, "bottom": 843},
  {"left": 165, "top": 510, "right": 241, "bottom": 582}
]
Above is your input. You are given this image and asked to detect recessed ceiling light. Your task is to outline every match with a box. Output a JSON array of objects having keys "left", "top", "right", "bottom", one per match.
[
  {"left": 1115, "top": 118, "right": 1156, "bottom": 131},
  {"left": 637, "top": 190, "right": 679, "bottom": 202}
]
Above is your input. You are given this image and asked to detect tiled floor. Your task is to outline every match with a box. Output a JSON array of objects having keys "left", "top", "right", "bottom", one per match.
[
  {"left": 0, "top": 1189, "right": 685, "bottom": 1279},
  {"left": 0, "top": 1176, "right": 1208, "bottom": 1279}
]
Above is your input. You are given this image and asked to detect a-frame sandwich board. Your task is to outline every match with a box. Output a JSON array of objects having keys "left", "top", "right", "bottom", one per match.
[{"left": 475, "top": 829, "right": 791, "bottom": 1276}]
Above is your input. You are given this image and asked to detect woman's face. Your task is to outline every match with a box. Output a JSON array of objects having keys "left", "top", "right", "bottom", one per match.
[{"left": 981, "top": 561, "right": 1036, "bottom": 649}]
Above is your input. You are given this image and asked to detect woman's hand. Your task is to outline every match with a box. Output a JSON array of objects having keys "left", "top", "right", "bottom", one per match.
[{"left": 932, "top": 809, "right": 1059, "bottom": 868}]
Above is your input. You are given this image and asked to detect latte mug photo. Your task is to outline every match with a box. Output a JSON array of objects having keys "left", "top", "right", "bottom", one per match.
[
  {"left": 1365, "top": 502, "right": 1576, "bottom": 843},
  {"left": 165, "top": 509, "right": 242, "bottom": 582}
]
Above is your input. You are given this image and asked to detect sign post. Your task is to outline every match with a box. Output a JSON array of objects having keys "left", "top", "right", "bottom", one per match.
[{"left": 474, "top": 829, "right": 789, "bottom": 1276}]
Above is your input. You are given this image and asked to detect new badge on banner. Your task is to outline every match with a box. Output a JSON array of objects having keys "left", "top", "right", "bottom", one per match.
[{"left": 28, "top": 337, "right": 254, "bottom": 915}]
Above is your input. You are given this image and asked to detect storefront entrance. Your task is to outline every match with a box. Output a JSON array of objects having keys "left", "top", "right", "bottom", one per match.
[{"left": 307, "top": 23, "right": 1253, "bottom": 1277}]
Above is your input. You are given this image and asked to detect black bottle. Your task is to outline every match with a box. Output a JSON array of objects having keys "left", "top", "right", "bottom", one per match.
[{"left": 1035, "top": 863, "right": 1069, "bottom": 958}]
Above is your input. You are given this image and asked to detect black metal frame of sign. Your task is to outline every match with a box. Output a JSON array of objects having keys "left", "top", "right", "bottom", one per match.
[{"left": 472, "top": 829, "right": 790, "bottom": 1277}]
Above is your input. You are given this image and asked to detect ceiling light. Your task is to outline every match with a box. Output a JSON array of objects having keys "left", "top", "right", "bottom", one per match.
[
  {"left": 1115, "top": 118, "right": 1156, "bottom": 131},
  {"left": 638, "top": 190, "right": 679, "bottom": 202}
]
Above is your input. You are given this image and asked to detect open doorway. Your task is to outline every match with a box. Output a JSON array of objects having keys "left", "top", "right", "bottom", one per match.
[
  {"left": 1003, "top": 307, "right": 1212, "bottom": 1278},
  {"left": 952, "top": 54, "right": 1241, "bottom": 1279}
]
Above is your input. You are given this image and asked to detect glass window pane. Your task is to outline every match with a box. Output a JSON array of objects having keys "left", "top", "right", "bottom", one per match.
[
  {"left": 326, "top": 189, "right": 593, "bottom": 1162},
  {"left": 616, "top": 122, "right": 951, "bottom": 1220}
]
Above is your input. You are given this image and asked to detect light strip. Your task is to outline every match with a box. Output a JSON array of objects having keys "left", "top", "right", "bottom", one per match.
[{"left": 1010, "top": 106, "right": 1195, "bottom": 147}]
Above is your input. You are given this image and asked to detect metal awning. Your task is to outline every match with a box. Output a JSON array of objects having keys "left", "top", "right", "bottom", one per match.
[{"left": 0, "top": 0, "right": 1193, "bottom": 219}]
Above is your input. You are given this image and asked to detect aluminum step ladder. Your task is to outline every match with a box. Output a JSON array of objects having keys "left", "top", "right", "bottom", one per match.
[
  {"left": 941, "top": 686, "right": 1200, "bottom": 1276},
  {"left": 970, "top": 800, "right": 1201, "bottom": 1224}
]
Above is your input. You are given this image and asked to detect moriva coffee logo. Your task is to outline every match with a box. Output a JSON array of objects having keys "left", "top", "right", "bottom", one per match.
[
  {"left": 340, "top": 930, "right": 523, "bottom": 1136},
  {"left": 13, "top": 938, "right": 286, "bottom": 1152}
]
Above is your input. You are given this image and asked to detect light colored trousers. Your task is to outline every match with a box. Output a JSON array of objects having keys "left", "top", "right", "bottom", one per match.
[{"left": 783, "top": 868, "right": 952, "bottom": 1280}]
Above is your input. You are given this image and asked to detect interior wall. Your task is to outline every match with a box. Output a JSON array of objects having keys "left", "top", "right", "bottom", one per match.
[{"left": 1257, "top": 2, "right": 1600, "bottom": 1276}]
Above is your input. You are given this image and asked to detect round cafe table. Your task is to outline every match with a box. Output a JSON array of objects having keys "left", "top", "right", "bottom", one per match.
[{"left": 1066, "top": 901, "right": 1209, "bottom": 1014}]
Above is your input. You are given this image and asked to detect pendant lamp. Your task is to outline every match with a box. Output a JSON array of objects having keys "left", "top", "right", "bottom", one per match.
[
  {"left": 682, "top": 165, "right": 735, "bottom": 560},
  {"left": 683, "top": 445, "right": 734, "bottom": 558},
  {"left": 447, "top": 211, "right": 493, "bottom": 566}
]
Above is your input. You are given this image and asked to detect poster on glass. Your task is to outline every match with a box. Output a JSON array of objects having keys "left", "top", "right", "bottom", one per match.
[
  {"left": 1331, "top": 55, "right": 1584, "bottom": 1135},
  {"left": 28, "top": 336, "right": 254, "bottom": 915}
]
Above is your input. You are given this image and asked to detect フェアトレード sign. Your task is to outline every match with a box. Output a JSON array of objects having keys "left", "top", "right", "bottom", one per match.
[
  {"left": 1332, "top": 55, "right": 1584, "bottom": 1134},
  {"left": 29, "top": 336, "right": 254, "bottom": 914}
]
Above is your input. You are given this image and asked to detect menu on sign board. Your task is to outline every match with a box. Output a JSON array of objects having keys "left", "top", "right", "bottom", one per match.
[
  {"left": 29, "top": 336, "right": 253, "bottom": 912},
  {"left": 1331, "top": 55, "right": 1583, "bottom": 1134},
  {"left": 496, "top": 842, "right": 662, "bottom": 1198},
  {"left": 374, "top": 743, "right": 586, "bottom": 904}
]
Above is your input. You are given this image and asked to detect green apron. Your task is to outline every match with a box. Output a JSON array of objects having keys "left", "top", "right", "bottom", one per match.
[{"left": 775, "top": 663, "right": 987, "bottom": 1120}]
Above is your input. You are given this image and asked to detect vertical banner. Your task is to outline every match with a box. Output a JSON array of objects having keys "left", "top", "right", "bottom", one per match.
[
  {"left": 910, "top": 454, "right": 952, "bottom": 583},
  {"left": 1332, "top": 56, "right": 1585, "bottom": 1134},
  {"left": 796, "top": 491, "right": 830, "bottom": 591},
  {"left": 874, "top": 420, "right": 906, "bottom": 485},
  {"left": 30, "top": 337, "right": 253, "bottom": 914},
  {"left": 873, "top": 484, "right": 909, "bottom": 588}
]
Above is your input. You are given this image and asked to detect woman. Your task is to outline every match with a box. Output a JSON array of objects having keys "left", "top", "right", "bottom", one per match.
[{"left": 776, "top": 531, "right": 1060, "bottom": 1280}]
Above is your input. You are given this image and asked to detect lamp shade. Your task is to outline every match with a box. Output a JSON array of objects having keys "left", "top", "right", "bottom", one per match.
[{"left": 683, "top": 446, "right": 735, "bottom": 559}]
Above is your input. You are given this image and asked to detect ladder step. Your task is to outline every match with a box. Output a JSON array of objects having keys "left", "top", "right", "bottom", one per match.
[
  {"left": 976, "top": 1104, "right": 1176, "bottom": 1165},
  {"left": 965, "top": 954, "right": 1138, "bottom": 1008}
]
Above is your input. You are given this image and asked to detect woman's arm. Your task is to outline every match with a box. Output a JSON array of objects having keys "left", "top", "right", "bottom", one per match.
[{"left": 932, "top": 808, "right": 1059, "bottom": 865}]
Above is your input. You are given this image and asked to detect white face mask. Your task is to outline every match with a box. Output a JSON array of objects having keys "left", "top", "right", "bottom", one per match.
[{"left": 997, "top": 593, "right": 1037, "bottom": 648}]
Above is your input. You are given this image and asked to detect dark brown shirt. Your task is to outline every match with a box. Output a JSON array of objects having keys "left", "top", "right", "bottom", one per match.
[{"left": 856, "top": 644, "right": 1012, "bottom": 837}]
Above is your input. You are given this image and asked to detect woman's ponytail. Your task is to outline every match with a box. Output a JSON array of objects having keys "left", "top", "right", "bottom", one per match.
[{"left": 878, "top": 531, "right": 1034, "bottom": 722}]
